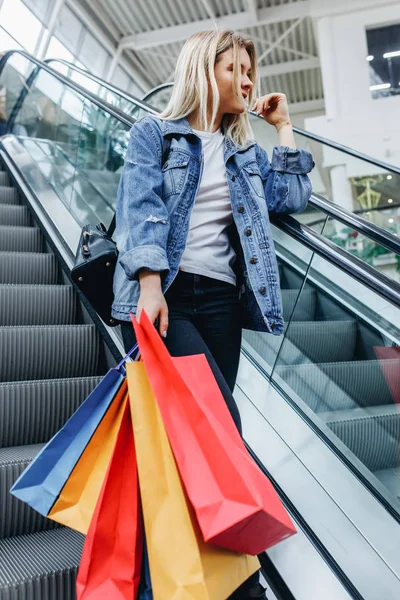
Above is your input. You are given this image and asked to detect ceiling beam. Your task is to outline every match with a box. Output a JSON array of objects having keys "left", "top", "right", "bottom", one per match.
[
  {"left": 120, "top": 2, "right": 311, "bottom": 50},
  {"left": 257, "top": 18, "right": 304, "bottom": 63},
  {"left": 259, "top": 57, "right": 320, "bottom": 78},
  {"left": 245, "top": 0, "right": 258, "bottom": 22},
  {"left": 199, "top": 0, "right": 216, "bottom": 20}
]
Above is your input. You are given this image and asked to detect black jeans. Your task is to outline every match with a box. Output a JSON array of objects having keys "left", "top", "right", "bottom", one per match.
[{"left": 120, "top": 271, "right": 260, "bottom": 597}]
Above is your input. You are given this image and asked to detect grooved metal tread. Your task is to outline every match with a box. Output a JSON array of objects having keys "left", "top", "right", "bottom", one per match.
[
  {"left": 0, "top": 284, "right": 76, "bottom": 325},
  {"left": 0, "top": 172, "right": 10, "bottom": 187},
  {"left": 0, "top": 444, "right": 58, "bottom": 539},
  {"left": 0, "top": 527, "right": 83, "bottom": 593},
  {"left": 0, "top": 376, "right": 102, "bottom": 447},
  {"left": 0, "top": 205, "right": 30, "bottom": 227},
  {"left": 0, "top": 226, "right": 43, "bottom": 253},
  {"left": 0, "top": 325, "right": 100, "bottom": 381},
  {"left": 0, "top": 186, "right": 18, "bottom": 205},
  {"left": 0, "top": 252, "right": 58, "bottom": 284}
]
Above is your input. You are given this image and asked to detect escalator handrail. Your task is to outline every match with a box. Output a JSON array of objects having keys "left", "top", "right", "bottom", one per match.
[
  {"left": 2, "top": 50, "right": 400, "bottom": 308},
  {"left": 274, "top": 214, "right": 400, "bottom": 307},
  {"left": 309, "top": 192, "right": 400, "bottom": 256},
  {"left": 44, "top": 58, "right": 155, "bottom": 114},
  {"left": 0, "top": 49, "right": 155, "bottom": 127},
  {"left": 143, "top": 81, "right": 400, "bottom": 177},
  {"left": 307, "top": 201, "right": 400, "bottom": 227}
]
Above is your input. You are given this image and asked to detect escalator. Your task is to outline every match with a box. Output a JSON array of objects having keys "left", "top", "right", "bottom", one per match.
[{"left": 1, "top": 50, "right": 400, "bottom": 600}]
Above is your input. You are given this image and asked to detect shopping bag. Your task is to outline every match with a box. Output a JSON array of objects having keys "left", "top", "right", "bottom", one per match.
[
  {"left": 138, "top": 540, "right": 153, "bottom": 600},
  {"left": 10, "top": 344, "right": 138, "bottom": 517},
  {"left": 47, "top": 380, "right": 128, "bottom": 533},
  {"left": 131, "top": 311, "right": 296, "bottom": 555},
  {"left": 76, "top": 398, "right": 143, "bottom": 599},
  {"left": 127, "top": 362, "right": 259, "bottom": 600}
]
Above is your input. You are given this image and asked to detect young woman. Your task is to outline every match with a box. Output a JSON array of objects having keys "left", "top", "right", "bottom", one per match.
[{"left": 113, "top": 29, "right": 313, "bottom": 600}]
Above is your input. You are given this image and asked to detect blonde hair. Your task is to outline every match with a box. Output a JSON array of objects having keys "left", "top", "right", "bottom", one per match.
[{"left": 159, "top": 30, "right": 259, "bottom": 147}]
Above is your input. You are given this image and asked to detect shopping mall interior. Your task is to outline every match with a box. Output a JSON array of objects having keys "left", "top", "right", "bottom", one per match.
[{"left": 1, "top": 0, "right": 400, "bottom": 598}]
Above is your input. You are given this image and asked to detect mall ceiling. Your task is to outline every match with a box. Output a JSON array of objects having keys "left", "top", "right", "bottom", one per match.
[{"left": 73, "top": 0, "right": 323, "bottom": 111}]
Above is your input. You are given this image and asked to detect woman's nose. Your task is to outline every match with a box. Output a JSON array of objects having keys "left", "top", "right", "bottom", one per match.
[{"left": 242, "top": 76, "right": 253, "bottom": 90}]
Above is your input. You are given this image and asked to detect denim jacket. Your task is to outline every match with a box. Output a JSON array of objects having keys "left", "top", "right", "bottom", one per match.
[{"left": 112, "top": 115, "right": 314, "bottom": 334}]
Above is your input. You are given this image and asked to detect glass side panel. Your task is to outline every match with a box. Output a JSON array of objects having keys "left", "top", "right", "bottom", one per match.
[
  {"left": 266, "top": 235, "right": 400, "bottom": 515},
  {"left": 0, "top": 56, "right": 131, "bottom": 228}
]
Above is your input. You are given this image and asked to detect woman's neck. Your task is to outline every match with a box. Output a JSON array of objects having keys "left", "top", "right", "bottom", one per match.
[{"left": 188, "top": 111, "right": 222, "bottom": 133}]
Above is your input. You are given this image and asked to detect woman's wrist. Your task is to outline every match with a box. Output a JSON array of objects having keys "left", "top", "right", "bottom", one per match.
[
  {"left": 138, "top": 269, "right": 162, "bottom": 290},
  {"left": 275, "top": 119, "right": 292, "bottom": 133}
]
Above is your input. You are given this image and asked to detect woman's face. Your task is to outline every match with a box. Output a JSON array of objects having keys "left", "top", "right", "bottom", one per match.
[{"left": 213, "top": 47, "right": 253, "bottom": 115}]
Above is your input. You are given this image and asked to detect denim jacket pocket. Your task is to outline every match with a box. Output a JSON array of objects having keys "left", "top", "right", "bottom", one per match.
[
  {"left": 242, "top": 161, "right": 265, "bottom": 199},
  {"left": 162, "top": 153, "right": 190, "bottom": 197}
]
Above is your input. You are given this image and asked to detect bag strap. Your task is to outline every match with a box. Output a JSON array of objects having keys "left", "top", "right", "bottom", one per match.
[{"left": 107, "top": 134, "right": 172, "bottom": 238}]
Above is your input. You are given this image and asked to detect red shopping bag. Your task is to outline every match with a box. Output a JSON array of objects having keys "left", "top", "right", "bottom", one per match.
[
  {"left": 131, "top": 311, "right": 296, "bottom": 555},
  {"left": 76, "top": 397, "right": 143, "bottom": 599}
]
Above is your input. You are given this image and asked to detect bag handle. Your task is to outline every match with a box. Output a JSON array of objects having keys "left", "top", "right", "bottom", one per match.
[
  {"left": 107, "top": 134, "right": 172, "bottom": 238},
  {"left": 116, "top": 342, "right": 139, "bottom": 370}
]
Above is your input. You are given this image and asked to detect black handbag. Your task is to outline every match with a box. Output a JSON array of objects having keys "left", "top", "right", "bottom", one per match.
[
  {"left": 71, "top": 137, "right": 171, "bottom": 326},
  {"left": 71, "top": 219, "right": 119, "bottom": 326}
]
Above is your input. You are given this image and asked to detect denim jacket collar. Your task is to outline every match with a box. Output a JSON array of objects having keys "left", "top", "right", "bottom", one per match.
[{"left": 161, "top": 116, "right": 256, "bottom": 163}]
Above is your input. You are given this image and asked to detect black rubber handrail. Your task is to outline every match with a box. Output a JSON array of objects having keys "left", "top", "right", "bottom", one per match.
[
  {"left": 307, "top": 201, "right": 400, "bottom": 227},
  {"left": 1, "top": 50, "right": 399, "bottom": 308},
  {"left": 309, "top": 193, "right": 400, "bottom": 255},
  {"left": 144, "top": 82, "right": 400, "bottom": 177},
  {"left": 45, "top": 58, "right": 154, "bottom": 113},
  {"left": 0, "top": 49, "right": 154, "bottom": 128},
  {"left": 273, "top": 214, "right": 400, "bottom": 307}
]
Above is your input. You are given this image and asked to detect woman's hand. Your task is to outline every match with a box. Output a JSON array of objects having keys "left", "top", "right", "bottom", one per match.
[
  {"left": 251, "top": 93, "right": 290, "bottom": 129},
  {"left": 137, "top": 270, "right": 169, "bottom": 337}
]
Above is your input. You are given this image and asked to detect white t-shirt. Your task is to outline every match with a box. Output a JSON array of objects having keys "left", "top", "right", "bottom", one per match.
[{"left": 179, "top": 128, "right": 236, "bottom": 286}]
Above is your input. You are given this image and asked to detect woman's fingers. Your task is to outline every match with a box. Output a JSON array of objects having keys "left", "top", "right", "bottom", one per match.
[{"left": 159, "top": 301, "right": 169, "bottom": 338}]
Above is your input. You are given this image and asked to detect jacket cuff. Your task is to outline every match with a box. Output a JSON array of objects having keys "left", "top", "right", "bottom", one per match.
[
  {"left": 119, "top": 245, "right": 170, "bottom": 281},
  {"left": 271, "top": 146, "right": 314, "bottom": 174}
]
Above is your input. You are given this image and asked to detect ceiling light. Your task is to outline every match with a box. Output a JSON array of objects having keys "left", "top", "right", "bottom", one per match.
[
  {"left": 366, "top": 55, "right": 374, "bottom": 61},
  {"left": 383, "top": 50, "right": 400, "bottom": 59},
  {"left": 388, "top": 198, "right": 393, "bottom": 203},
  {"left": 370, "top": 83, "right": 391, "bottom": 91},
  {"left": 387, "top": 175, "right": 393, "bottom": 180},
  {"left": 388, "top": 218, "right": 394, "bottom": 223}
]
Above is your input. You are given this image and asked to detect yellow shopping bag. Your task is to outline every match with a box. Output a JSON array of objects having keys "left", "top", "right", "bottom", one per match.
[
  {"left": 48, "top": 380, "right": 129, "bottom": 534},
  {"left": 127, "top": 362, "right": 259, "bottom": 600}
]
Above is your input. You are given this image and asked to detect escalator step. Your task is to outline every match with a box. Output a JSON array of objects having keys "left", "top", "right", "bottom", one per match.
[
  {"left": 0, "top": 226, "right": 43, "bottom": 252},
  {"left": 0, "top": 325, "right": 100, "bottom": 382},
  {"left": 0, "top": 376, "right": 102, "bottom": 448},
  {"left": 281, "top": 288, "right": 316, "bottom": 321},
  {"left": 277, "top": 358, "right": 400, "bottom": 412},
  {"left": 0, "top": 527, "right": 83, "bottom": 598},
  {"left": 0, "top": 444, "right": 58, "bottom": 538},
  {"left": 325, "top": 405, "right": 400, "bottom": 473},
  {"left": 0, "top": 205, "right": 30, "bottom": 226},
  {"left": 0, "top": 186, "right": 18, "bottom": 204},
  {"left": 0, "top": 285, "right": 76, "bottom": 326},
  {"left": 0, "top": 252, "right": 58, "bottom": 284},
  {"left": 0, "top": 173, "right": 10, "bottom": 187}
]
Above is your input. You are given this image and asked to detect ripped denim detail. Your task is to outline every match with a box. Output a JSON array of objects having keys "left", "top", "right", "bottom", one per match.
[{"left": 145, "top": 215, "right": 168, "bottom": 224}]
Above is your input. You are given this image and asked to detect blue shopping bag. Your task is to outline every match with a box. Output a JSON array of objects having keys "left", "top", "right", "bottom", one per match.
[
  {"left": 10, "top": 344, "right": 138, "bottom": 516},
  {"left": 138, "top": 539, "right": 153, "bottom": 600}
]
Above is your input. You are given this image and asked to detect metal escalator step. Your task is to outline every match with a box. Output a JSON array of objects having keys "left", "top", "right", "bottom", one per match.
[
  {"left": 0, "top": 325, "right": 100, "bottom": 382},
  {"left": 0, "top": 376, "right": 102, "bottom": 447},
  {"left": 281, "top": 288, "right": 317, "bottom": 321},
  {"left": 0, "top": 444, "right": 58, "bottom": 538},
  {"left": 324, "top": 405, "right": 400, "bottom": 473},
  {"left": 0, "top": 226, "right": 43, "bottom": 252},
  {"left": 0, "top": 204, "right": 30, "bottom": 226},
  {"left": 0, "top": 186, "right": 17, "bottom": 204},
  {"left": 0, "top": 285, "right": 76, "bottom": 326},
  {"left": 0, "top": 252, "right": 58, "bottom": 284},
  {"left": 0, "top": 527, "right": 83, "bottom": 598},
  {"left": 0, "top": 173, "right": 10, "bottom": 187}
]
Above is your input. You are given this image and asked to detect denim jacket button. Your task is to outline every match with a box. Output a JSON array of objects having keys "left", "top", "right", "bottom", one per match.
[
  {"left": 231, "top": 175, "right": 236, "bottom": 181},
  {"left": 245, "top": 228, "right": 252, "bottom": 236},
  {"left": 249, "top": 257, "right": 257, "bottom": 264},
  {"left": 259, "top": 286, "right": 266, "bottom": 295},
  {"left": 238, "top": 206, "right": 244, "bottom": 213},
  {"left": 270, "top": 321, "right": 276, "bottom": 330}
]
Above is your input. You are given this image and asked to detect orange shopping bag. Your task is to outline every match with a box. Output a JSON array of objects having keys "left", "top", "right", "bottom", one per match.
[{"left": 127, "top": 361, "right": 259, "bottom": 600}]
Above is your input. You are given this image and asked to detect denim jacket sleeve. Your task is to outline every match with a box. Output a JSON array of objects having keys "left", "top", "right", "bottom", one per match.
[
  {"left": 115, "top": 116, "right": 170, "bottom": 281},
  {"left": 255, "top": 143, "right": 314, "bottom": 214}
]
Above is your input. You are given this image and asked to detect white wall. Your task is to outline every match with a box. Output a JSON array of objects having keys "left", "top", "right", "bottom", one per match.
[{"left": 307, "top": 0, "right": 400, "bottom": 174}]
